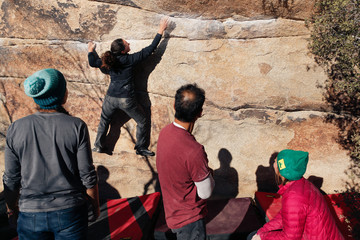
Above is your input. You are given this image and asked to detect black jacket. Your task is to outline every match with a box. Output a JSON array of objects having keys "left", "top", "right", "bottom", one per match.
[{"left": 88, "top": 33, "right": 162, "bottom": 98}]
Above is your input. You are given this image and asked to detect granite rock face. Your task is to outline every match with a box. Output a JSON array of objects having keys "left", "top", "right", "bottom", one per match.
[{"left": 0, "top": 0, "right": 353, "bottom": 199}]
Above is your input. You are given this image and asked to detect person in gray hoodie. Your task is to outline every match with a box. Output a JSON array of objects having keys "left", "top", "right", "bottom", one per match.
[{"left": 3, "top": 68, "right": 99, "bottom": 240}]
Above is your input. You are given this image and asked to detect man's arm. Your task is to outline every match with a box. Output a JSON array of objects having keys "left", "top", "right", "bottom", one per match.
[
  {"left": 194, "top": 174, "right": 215, "bottom": 199},
  {"left": 77, "top": 123, "right": 100, "bottom": 220},
  {"left": 4, "top": 185, "right": 19, "bottom": 213},
  {"left": 256, "top": 209, "right": 283, "bottom": 235},
  {"left": 257, "top": 193, "right": 307, "bottom": 240},
  {"left": 86, "top": 184, "right": 100, "bottom": 220},
  {"left": 189, "top": 146, "right": 214, "bottom": 199},
  {"left": 3, "top": 185, "right": 19, "bottom": 229},
  {"left": 3, "top": 126, "right": 21, "bottom": 228}
]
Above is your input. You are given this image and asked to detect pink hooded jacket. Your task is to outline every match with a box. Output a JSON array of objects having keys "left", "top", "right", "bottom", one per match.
[{"left": 257, "top": 178, "right": 344, "bottom": 240}]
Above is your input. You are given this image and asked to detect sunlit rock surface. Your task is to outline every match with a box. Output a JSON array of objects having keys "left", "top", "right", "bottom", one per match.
[{"left": 0, "top": 0, "right": 352, "bottom": 198}]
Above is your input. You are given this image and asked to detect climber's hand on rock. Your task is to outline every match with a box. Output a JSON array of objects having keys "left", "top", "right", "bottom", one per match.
[
  {"left": 88, "top": 41, "right": 96, "bottom": 52},
  {"left": 158, "top": 16, "right": 169, "bottom": 35}
]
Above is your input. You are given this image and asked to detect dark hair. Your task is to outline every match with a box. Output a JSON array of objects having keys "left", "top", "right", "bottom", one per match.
[
  {"left": 101, "top": 39, "right": 125, "bottom": 71},
  {"left": 110, "top": 38, "right": 125, "bottom": 54},
  {"left": 175, "top": 84, "right": 205, "bottom": 122}
]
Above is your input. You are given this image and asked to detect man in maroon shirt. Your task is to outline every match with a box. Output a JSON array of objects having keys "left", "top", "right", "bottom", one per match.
[{"left": 156, "top": 84, "right": 215, "bottom": 240}]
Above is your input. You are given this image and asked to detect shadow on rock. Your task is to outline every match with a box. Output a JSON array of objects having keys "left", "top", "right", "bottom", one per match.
[
  {"left": 97, "top": 165, "right": 121, "bottom": 204},
  {"left": 256, "top": 152, "right": 278, "bottom": 193},
  {"left": 211, "top": 148, "right": 239, "bottom": 199}
]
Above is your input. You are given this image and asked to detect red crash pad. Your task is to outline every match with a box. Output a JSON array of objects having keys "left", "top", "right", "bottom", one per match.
[
  {"left": 9, "top": 192, "right": 162, "bottom": 240},
  {"left": 107, "top": 192, "right": 161, "bottom": 240},
  {"left": 87, "top": 192, "right": 161, "bottom": 240},
  {"left": 154, "top": 197, "right": 265, "bottom": 239}
]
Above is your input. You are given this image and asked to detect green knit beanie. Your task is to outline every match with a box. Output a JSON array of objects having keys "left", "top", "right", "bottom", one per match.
[
  {"left": 277, "top": 149, "right": 309, "bottom": 181},
  {"left": 24, "top": 69, "right": 67, "bottom": 109}
]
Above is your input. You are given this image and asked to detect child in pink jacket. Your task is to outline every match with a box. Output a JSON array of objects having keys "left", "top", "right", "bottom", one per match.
[{"left": 250, "top": 149, "right": 344, "bottom": 240}]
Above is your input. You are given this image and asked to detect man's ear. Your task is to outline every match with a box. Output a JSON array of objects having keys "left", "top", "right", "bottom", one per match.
[{"left": 193, "top": 109, "right": 203, "bottom": 122}]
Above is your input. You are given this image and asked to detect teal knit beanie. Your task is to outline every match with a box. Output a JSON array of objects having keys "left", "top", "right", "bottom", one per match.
[
  {"left": 277, "top": 149, "right": 309, "bottom": 181},
  {"left": 24, "top": 69, "right": 67, "bottom": 109}
]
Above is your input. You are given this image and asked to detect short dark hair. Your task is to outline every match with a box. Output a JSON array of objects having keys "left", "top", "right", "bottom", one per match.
[{"left": 175, "top": 84, "right": 205, "bottom": 122}]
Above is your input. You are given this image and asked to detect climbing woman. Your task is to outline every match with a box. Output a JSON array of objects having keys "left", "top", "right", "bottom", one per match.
[{"left": 88, "top": 17, "right": 168, "bottom": 156}]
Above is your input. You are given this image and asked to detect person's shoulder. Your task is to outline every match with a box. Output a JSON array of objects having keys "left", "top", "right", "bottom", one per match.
[
  {"left": 61, "top": 114, "right": 87, "bottom": 125},
  {"left": 158, "top": 123, "right": 172, "bottom": 137},
  {"left": 286, "top": 178, "right": 305, "bottom": 190},
  {"left": 116, "top": 54, "right": 130, "bottom": 64},
  {"left": 284, "top": 178, "right": 311, "bottom": 200},
  {"left": 179, "top": 132, "right": 204, "bottom": 154},
  {"left": 6, "top": 114, "right": 37, "bottom": 134},
  {"left": 58, "top": 115, "right": 90, "bottom": 135},
  {"left": 10, "top": 113, "right": 37, "bottom": 125},
  {"left": 189, "top": 140, "right": 206, "bottom": 155},
  {"left": 160, "top": 124, "right": 193, "bottom": 138},
  {"left": 159, "top": 123, "right": 178, "bottom": 133},
  {"left": 161, "top": 123, "right": 174, "bottom": 130}
]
